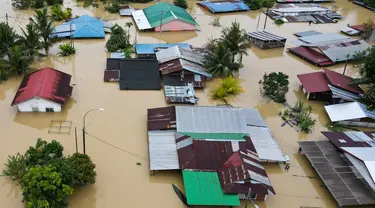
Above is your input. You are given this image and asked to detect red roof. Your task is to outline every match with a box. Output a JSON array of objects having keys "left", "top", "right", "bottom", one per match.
[
  {"left": 297, "top": 71, "right": 330, "bottom": 93},
  {"left": 289, "top": 46, "right": 335, "bottom": 66},
  {"left": 147, "top": 106, "right": 176, "bottom": 130},
  {"left": 11, "top": 67, "right": 72, "bottom": 106},
  {"left": 323, "top": 69, "right": 364, "bottom": 94},
  {"left": 349, "top": 24, "right": 375, "bottom": 32}
]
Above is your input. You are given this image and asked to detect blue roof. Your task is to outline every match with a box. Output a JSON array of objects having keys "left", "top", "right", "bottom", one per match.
[
  {"left": 197, "top": 1, "right": 250, "bottom": 13},
  {"left": 135, "top": 43, "right": 190, "bottom": 54},
  {"left": 70, "top": 15, "right": 104, "bottom": 38}
]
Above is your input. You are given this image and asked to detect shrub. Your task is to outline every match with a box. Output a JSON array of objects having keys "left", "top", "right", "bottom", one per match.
[
  {"left": 173, "top": 0, "right": 187, "bottom": 9},
  {"left": 105, "top": 0, "right": 120, "bottom": 13},
  {"left": 24, "top": 138, "right": 64, "bottom": 166},
  {"left": 51, "top": 4, "right": 72, "bottom": 21},
  {"left": 211, "top": 76, "right": 243, "bottom": 102},
  {"left": 210, "top": 17, "right": 221, "bottom": 27},
  {"left": 260, "top": 72, "right": 289, "bottom": 103},
  {"left": 68, "top": 153, "right": 97, "bottom": 187},
  {"left": 33, "top": 0, "right": 45, "bottom": 8},
  {"left": 1, "top": 153, "right": 27, "bottom": 182},
  {"left": 275, "top": 19, "right": 284, "bottom": 25},
  {"left": 58, "top": 43, "right": 76, "bottom": 56},
  {"left": 282, "top": 101, "right": 316, "bottom": 133}
]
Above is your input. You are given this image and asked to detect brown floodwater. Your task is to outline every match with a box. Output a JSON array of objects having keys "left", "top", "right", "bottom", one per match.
[{"left": 0, "top": 0, "right": 374, "bottom": 207}]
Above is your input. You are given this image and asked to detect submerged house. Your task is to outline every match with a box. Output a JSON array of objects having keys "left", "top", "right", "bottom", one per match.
[
  {"left": 297, "top": 69, "right": 363, "bottom": 102},
  {"left": 342, "top": 24, "right": 375, "bottom": 42},
  {"left": 11, "top": 67, "right": 73, "bottom": 112},
  {"left": 325, "top": 102, "right": 375, "bottom": 128},
  {"left": 156, "top": 46, "right": 211, "bottom": 88},
  {"left": 266, "top": 4, "right": 342, "bottom": 23},
  {"left": 119, "top": 5, "right": 136, "bottom": 16},
  {"left": 135, "top": 43, "right": 190, "bottom": 59},
  {"left": 197, "top": 0, "right": 250, "bottom": 13},
  {"left": 289, "top": 33, "right": 371, "bottom": 66},
  {"left": 299, "top": 132, "right": 375, "bottom": 207},
  {"left": 247, "top": 31, "right": 287, "bottom": 49},
  {"left": 51, "top": 15, "right": 110, "bottom": 39},
  {"left": 132, "top": 2, "right": 198, "bottom": 32},
  {"left": 164, "top": 84, "right": 198, "bottom": 104}
]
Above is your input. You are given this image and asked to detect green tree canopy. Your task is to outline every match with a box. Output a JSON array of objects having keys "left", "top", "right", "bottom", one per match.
[
  {"left": 29, "top": 8, "right": 55, "bottom": 55},
  {"left": 68, "top": 153, "right": 97, "bottom": 187},
  {"left": 245, "top": 0, "right": 275, "bottom": 10},
  {"left": 20, "top": 22, "right": 41, "bottom": 56},
  {"left": 25, "top": 138, "right": 64, "bottom": 166},
  {"left": 260, "top": 72, "right": 289, "bottom": 103},
  {"left": 220, "top": 21, "right": 251, "bottom": 62},
  {"left": 173, "top": 0, "right": 188, "bottom": 9},
  {"left": 106, "top": 24, "right": 133, "bottom": 53},
  {"left": 0, "top": 22, "right": 20, "bottom": 57}
]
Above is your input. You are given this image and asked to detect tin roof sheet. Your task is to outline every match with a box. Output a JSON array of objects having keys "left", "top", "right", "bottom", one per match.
[
  {"left": 342, "top": 147, "right": 375, "bottom": 161},
  {"left": 318, "top": 40, "right": 371, "bottom": 62},
  {"left": 182, "top": 170, "right": 240, "bottom": 206},
  {"left": 164, "top": 84, "right": 198, "bottom": 104},
  {"left": 147, "top": 106, "right": 176, "bottom": 131},
  {"left": 349, "top": 24, "right": 375, "bottom": 32},
  {"left": 132, "top": 10, "right": 152, "bottom": 30},
  {"left": 156, "top": 46, "right": 206, "bottom": 65},
  {"left": 294, "top": 30, "right": 322, "bottom": 37},
  {"left": 341, "top": 26, "right": 361, "bottom": 36},
  {"left": 329, "top": 85, "right": 361, "bottom": 101},
  {"left": 298, "top": 33, "right": 350, "bottom": 45},
  {"left": 197, "top": 1, "right": 250, "bottom": 13},
  {"left": 135, "top": 43, "right": 190, "bottom": 55},
  {"left": 104, "top": 70, "right": 120, "bottom": 82},
  {"left": 322, "top": 131, "right": 373, "bottom": 148},
  {"left": 148, "top": 130, "right": 179, "bottom": 170},
  {"left": 247, "top": 31, "right": 286, "bottom": 41},
  {"left": 325, "top": 102, "right": 375, "bottom": 122},
  {"left": 297, "top": 71, "right": 330, "bottom": 93},
  {"left": 119, "top": 7, "right": 136, "bottom": 16},
  {"left": 288, "top": 46, "right": 335, "bottom": 66}
]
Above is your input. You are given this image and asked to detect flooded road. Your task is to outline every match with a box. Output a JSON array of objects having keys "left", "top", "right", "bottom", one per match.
[{"left": 0, "top": 0, "right": 374, "bottom": 207}]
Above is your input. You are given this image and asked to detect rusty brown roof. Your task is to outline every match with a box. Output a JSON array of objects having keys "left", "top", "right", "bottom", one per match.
[
  {"left": 104, "top": 70, "right": 120, "bottom": 82},
  {"left": 322, "top": 131, "right": 373, "bottom": 148},
  {"left": 147, "top": 106, "right": 176, "bottom": 131}
]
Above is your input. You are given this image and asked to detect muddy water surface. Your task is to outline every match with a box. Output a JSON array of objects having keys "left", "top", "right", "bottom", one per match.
[{"left": 0, "top": 0, "right": 374, "bottom": 207}]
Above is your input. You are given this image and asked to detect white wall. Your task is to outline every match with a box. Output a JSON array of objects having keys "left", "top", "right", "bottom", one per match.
[{"left": 17, "top": 97, "right": 62, "bottom": 112}]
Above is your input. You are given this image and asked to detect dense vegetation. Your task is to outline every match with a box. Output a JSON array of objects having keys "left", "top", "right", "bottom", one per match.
[
  {"left": 0, "top": 8, "right": 55, "bottom": 82},
  {"left": 259, "top": 72, "right": 289, "bottom": 103},
  {"left": 173, "top": 0, "right": 188, "bottom": 9},
  {"left": 244, "top": 0, "right": 275, "bottom": 10},
  {"left": 362, "top": 0, "right": 375, "bottom": 8},
  {"left": 51, "top": 4, "right": 72, "bottom": 21},
  {"left": 106, "top": 23, "right": 133, "bottom": 57},
  {"left": 203, "top": 21, "right": 250, "bottom": 77},
  {"left": 211, "top": 76, "right": 243, "bottom": 103},
  {"left": 361, "top": 19, "right": 374, "bottom": 41},
  {"left": 58, "top": 42, "right": 76, "bottom": 56},
  {"left": 2, "top": 139, "right": 97, "bottom": 208},
  {"left": 281, "top": 101, "right": 316, "bottom": 133},
  {"left": 11, "top": 0, "right": 62, "bottom": 9}
]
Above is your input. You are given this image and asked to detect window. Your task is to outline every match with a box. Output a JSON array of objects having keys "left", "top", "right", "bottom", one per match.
[
  {"left": 46, "top": 108, "right": 54, "bottom": 112},
  {"left": 338, "top": 139, "right": 347, "bottom": 143}
]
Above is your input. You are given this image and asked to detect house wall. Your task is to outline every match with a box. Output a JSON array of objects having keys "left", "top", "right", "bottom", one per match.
[
  {"left": 154, "top": 20, "right": 195, "bottom": 32},
  {"left": 307, "top": 92, "right": 332, "bottom": 101},
  {"left": 17, "top": 97, "right": 62, "bottom": 112}
]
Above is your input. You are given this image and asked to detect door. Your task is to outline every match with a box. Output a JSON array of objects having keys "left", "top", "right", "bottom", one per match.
[{"left": 31, "top": 105, "right": 39, "bottom": 112}]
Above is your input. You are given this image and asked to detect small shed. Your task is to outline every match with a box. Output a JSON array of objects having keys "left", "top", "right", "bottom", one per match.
[
  {"left": 11, "top": 67, "right": 73, "bottom": 112},
  {"left": 297, "top": 71, "right": 331, "bottom": 101},
  {"left": 164, "top": 84, "right": 198, "bottom": 104},
  {"left": 197, "top": 0, "right": 250, "bottom": 13},
  {"left": 247, "top": 31, "right": 287, "bottom": 49},
  {"left": 135, "top": 43, "right": 190, "bottom": 58}
]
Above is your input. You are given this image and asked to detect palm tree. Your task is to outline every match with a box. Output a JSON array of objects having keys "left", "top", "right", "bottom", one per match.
[
  {"left": 220, "top": 21, "right": 251, "bottom": 62},
  {"left": 20, "top": 23, "right": 41, "bottom": 56},
  {"left": 6, "top": 45, "right": 33, "bottom": 75},
  {"left": 0, "top": 22, "right": 20, "bottom": 57},
  {"left": 203, "top": 42, "right": 242, "bottom": 77},
  {"left": 29, "top": 8, "right": 55, "bottom": 55}
]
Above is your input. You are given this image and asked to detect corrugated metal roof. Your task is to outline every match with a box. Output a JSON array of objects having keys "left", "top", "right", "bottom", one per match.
[
  {"left": 132, "top": 10, "right": 152, "bottom": 30},
  {"left": 164, "top": 84, "right": 198, "bottom": 104},
  {"left": 179, "top": 132, "right": 248, "bottom": 141},
  {"left": 322, "top": 131, "right": 373, "bottom": 148},
  {"left": 197, "top": 1, "right": 250, "bottom": 13},
  {"left": 288, "top": 46, "right": 335, "bottom": 66},
  {"left": 119, "top": 6, "right": 136, "bottom": 16},
  {"left": 323, "top": 67, "right": 364, "bottom": 94},
  {"left": 110, "top": 52, "right": 125, "bottom": 59},
  {"left": 163, "top": 74, "right": 205, "bottom": 88},
  {"left": 147, "top": 106, "right": 176, "bottom": 131},
  {"left": 349, "top": 24, "right": 375, "bottom": 32},
  {"left": 70, "top": 15, "right": 105, "bottom": 38},
  {"left": 182, "top": 170, "right": 240, "bottom": 206},
  {"left": 318, "top": 40, "right": 371, "bottom": 62},
  {"left": 329, "top": 85, "right": 360, "bottom": 101},
  {"left": 294, "top": 30, "right": 322, "bottom": 37},
  {"left": 297, "top": 71, "right": 330, "bottom": 93},
  {"left": 298, "top": 33, "right": 350, "bottom": 45},
  {"left": 156, "top": 46, "right": 206, "bottom": 65},
  {"left": 135, "top": 43, "right": 190, "bottom": 54},
  {"left": 148, "top": 130, "right": 179, "bottom": 170},
  {"left": 247, "top": 31, "right": 286, "bottom": 41},
  {"left": 240, "top": 108, "right": 267, "bottom": 127},
  {"left": 325, "top": 102, "right": 375, "bottom": 122}
]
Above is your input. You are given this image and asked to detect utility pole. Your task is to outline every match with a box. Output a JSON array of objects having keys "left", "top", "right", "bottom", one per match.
[
  {"left": 75, "top": 127, "right": 78, "bottom": 153},
  {"left": 5, "top": 13, "right": 8, "bottom": 24},
  {"left": 343, "top": 54, "right": 350, "bottom": 75},
  {"left": 264, "top": 8, "right": 269, "bottom": 30},
  {"left": 70, "top": 22, "right": 74, "bottom": 48},
  {"left": 256, "top": 10, "right": 261, "bottom": 31},
  {"left": 159, "top": 8, "right": 164, "bottom": 43}
]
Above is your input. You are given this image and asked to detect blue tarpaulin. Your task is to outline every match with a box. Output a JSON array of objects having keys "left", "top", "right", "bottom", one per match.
[
  {"left": 135, "top": 43, "right": 190, "bottom": 54},
  {"left": 197, "top": 1, "right": 250, "bottom": 13}
]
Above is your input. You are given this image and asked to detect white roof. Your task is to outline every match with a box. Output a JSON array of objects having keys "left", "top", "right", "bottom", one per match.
[
  {"left": 365, "top": 161, "right": 375, "bottom": 187},
  {"left": 148, "top": 130, "right": 179, "bottom": 170},
  {"left": 273, "top": 6, "right": 329, "bottom": 13},
  {"left": 344, "top": 152, "right": 375, "bottom": 192},
  {"left": 298, "top": 33, "right": 350, "bottom": 45},
  {"left": 325, "top": 102, "right": 373, "bottom": 122},
  {"left": 342, "top": 147, "right": 375, "bottom": 161},
  {"left": 156, "top": 46, "right": 181, "bottom": 64},
  {"left": 341, "top": 26, "right": 361, "bottom": 36},
  {"left": 132, "top": 10, "right": 152, "bottom": 30}
]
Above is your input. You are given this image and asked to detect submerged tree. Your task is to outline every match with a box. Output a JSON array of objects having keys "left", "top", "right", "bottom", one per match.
[
  {"left": 260, "top": 72, "right": 289, "bottom": 103},
  {"left": 68, "top": 153, "right": 97, "bottom": 187},
  {"left": 6, "top": 45, "right": 33, "bottom": 75},
  {"left": 211, "top": 76, "right": 243, "bottom": 103},
  {"left": 244, "top": 0, "right": 275, "bottom": 10},
  {"left": 58, "top": 43, "right": 76, "bottom": 56},
  {"left": 20, "top": 23, "right": 41, "bottom": 56},
  {"left": 173, "top": 0, "right": 188, "bottom": 9},
  {"left": 0, "top": 22, "right": 20, "bottom": 57},
  {"left": 106, "top": 24, "right": 132, "bottom": 53},
  {"left": 29, "top": 8, "right": 55, "bottom": 55},
  {"left": 220, "top": 21, "right": 251, "bottom": 62},
  {"left": 361, "top": 19, "right": 374, "bottom": 41},
  {"left": 51, "top": 4, "right": 72, "bottom": 21},
  {"left": 282, "top": 101, "right": 316, "bottom": 133}
]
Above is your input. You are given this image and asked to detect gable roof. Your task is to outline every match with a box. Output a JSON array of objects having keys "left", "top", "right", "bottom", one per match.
[
  {"left": 143, "top": 2, "right": 198, "bottom": 28},
  {"left": 156, "top": 46, "right": 205, "bottom": 65},
  {"left": 297, "top": 71, "right": 330, "bottom": 93},
  {"left": 70, "top": 15, "right": 105, "bottom": 38},
  {"left": 318, "top": 40, "right": 371, "bottom": 62},
  {"left": 197, "top": 1, "right": 250, "bottom": 13},
  {"left": 323, "top": 69, "right": 364, "bottom": 94},
  {"left": 11, "top": 67, "right": 72, "bottom": 106},
  {"left": 135, "top": 43, "right": 190, "bottom": 55},
  {"left": 288, "top": 46, "right": 335, "bottom": 66}
]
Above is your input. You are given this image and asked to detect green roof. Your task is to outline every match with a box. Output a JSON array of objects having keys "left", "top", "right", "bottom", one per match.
[
  {"left": 179, "top": 132, "right": 247, "bottom": 141},
  {"left": 143, "top": 2, "right": 198, "bottom": 27},
  {"left": 182, "top": 170, "right": 240, "bottom": 206}
]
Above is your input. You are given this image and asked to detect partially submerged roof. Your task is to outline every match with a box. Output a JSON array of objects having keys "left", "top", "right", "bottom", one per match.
[
  {"left": 323, "top": 69, "right": 364, "bottom": 94},
  {"left": 349, "top": 24, "right": 375, "bottom": 32},
  {"left": 322, "top": 131, "right": 374, "bottom": 148},
  {"left": 294, "top": 30, "right": 322, "bottom": 37},
  {"left": 11, "top": 67, "right": 72, "bottom": 106},
  {"left": 248, "top": 31, "right": 286, "bottom": 42},
  {"left": 299, "top": 141, "right": 375, "bottom": 207},
  {"left": 135, "top": 43, "right": 190, "bottom": 55},
  {"left": 297, "top": 71, "right": 330, "bottom": 93},
  {"left": 297, "top": 33, "right": 350, "bottom": 45},
  {"left": 164, "top": 84, "right": 198, "bottom": 104},
  {"left": 197, "top": 1, "right": 250, "bottom": 13},
  {"left": 288, "top": 46, "right": 335, "bottom": 66},
  {"left": 147, "top": 106, "right": 176, "bottom": 131},
  {"left": 318, "top": 40, "right": 371, "bottom": 62},
  {"left": 163, "top": 73, "right": 205, "bottom": 88},
  {"left": 67, "top": 15, "right": 105, "bottom": 38},
  {"left": 159, "top": 59, "right": 212, "bottom": 78},
  {"left": 325, "top": 102, "right": 375, "bottom": 122},
  {"left": 182, "top": 170, "right": 240, "bottom": 206},
  {"left": 148, "top": 130, "right": 179, "bottom": 170},
  {"left": 104, "top": 70, "right": 120, "bottom": 82},
  {"left": 341, "top": 26, "right": 361, "bottom": 36},
  {"left": 156, "top": 46, "right": 205, "bottom": 65}
]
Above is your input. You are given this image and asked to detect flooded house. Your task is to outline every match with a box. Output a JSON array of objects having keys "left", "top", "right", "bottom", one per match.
[
  {"left": 266, "top": 4, "right": 342, "bottom": 23},
  {"left": 119, "top": 5, "right": 136, "bottom": 16},
  {"left": 341, "top": 24, "right": 375, "bottom": 42},
  {"left": 11, "top": 67, "right": 73, "bottom": 112},
  {"left": 164, "top": 84, "right": 198, "bottom": 104},
  {"left": 132, "top": 2, "right": 199, "bottom": 32},
  {"left": 324, "top": 102, "right": 375, "bottom": 128},
  {"left": 297, "top": 69, "right": 364, "bottom": 102},
  {"left": 299, "top": 132, "right": 375, "bottom": 207},
  {"left": 156, "top": 46, "right": 211, "bottom": 88},
  {"left": 197, "top": 0, "right": 250, "bottom": 13},
  {"left": 289, "top": 33, "right": 371, "bottom": 66},
  {"left": 51, "top": 15, "right": 110, "bottom": 39},
  {"left": 247, "top": 31, "right": 287, "bottom": 49},
  {"left": 105, "top": 58, "right": 161, "bottom": 90},
  {"left": 135, "top": 43, "right": 190, "bottom": 59}
]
